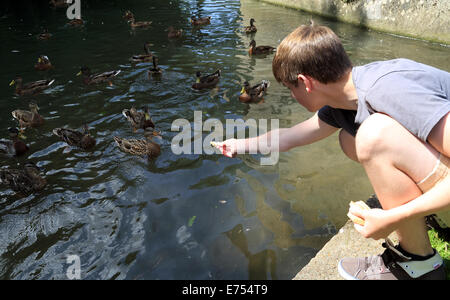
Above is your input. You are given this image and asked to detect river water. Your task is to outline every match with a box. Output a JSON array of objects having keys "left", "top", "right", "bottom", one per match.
[{"left": 0, "top": 0, "right": 448, "bottom": 279}]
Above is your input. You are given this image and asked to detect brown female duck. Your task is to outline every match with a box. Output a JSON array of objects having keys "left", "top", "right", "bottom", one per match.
[
  {"left": 0, "top": 128, "right": 29, "bottom": 157},
  {"left": 114, "top": 136, "right": 161, "bottom": 160},
  {"left": 248, "top": 40, "right": 276, "bottom": 56},
  {"left": 122, "top": 106, "right": 155, "bottom": 132},
  {"left": 77, "top": 67, "right": 121, "bottom": 85},
  {"left": 126, "top": 12, "right": 152, "bottom": 28},
  {"left": 53, "top": 124, "right": 96, "bottom": 150},
  {"left": 244, "top": 18, "right": 257, "bottom": 34},
  {"left": 0, "top": 161, "right": 46, "bottom": 195},
  {"left": 192, "top": 70, "right": 221, "bottom": 90},
  {"left": 190, "top": 16, "right": 211, "bottom": 26},
  {"left": 130, "top": 42, "right": 153, "bottom": 63},
  {"left": 239, "top": 80, "right": 270, "bottom": 103},
  {"left": 12, "top": 103, "right": 45, "bottom": 130},
  {"left": 9, "top": 77, "right": 54, "bottom": 96},
  {"left": 148, "top": 56, "right": 163, "bottom": 77},
  {"left": 34, "top": 55, "right": 53, "bottom": 71}
]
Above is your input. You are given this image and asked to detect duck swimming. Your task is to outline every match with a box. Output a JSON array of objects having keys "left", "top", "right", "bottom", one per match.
[
  {"left": 9, "top": 77, "right": 54, "bottom": 96},
  {"left": 239, "top": 80, "right": 270, "bottom": 103},
  {"left": 244, "top": 18, "right": 257, "bottom": 34},
  {"left": 53, "top": 124, "right": 96, "bottom": 150},
  {"left": 130, "top": 42, "right": 153, "bottom": 64},
  {"left": 12, "top": 103, "right": 45, "bottom": 131},
  {"left": 148, "top": 56, "right": 162, "bottom": 77},
  {"left": 0, "top": 128, "right": 29, "bottom": 157},
  {"left": 114, "top": 136, "right": 161, "bottom": 160},
  {"left": 77, "top": 67, "right": 121, "bottom": 85},
  {"left": 122, "top": 106, "right": 155, "bottom": 132},
  {"left": 190, "top": 16, "right": 211, "bottom": 26},
  {"left": 248, "top": 40, "right": 276, "bottom": 56},
  {"left": 0, "top": 162, "right": 47, "bottom": 195},
  {"left": 192, "top": 70, "right": 221, "bottom": 90},
  {"left": 34, "top": 55, "right": 53, "bottom": 71}
]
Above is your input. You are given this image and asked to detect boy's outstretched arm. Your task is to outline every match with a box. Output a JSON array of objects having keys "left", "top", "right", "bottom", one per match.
[{"left": 213, "top": 112, "right": 338, "bottom": 157}]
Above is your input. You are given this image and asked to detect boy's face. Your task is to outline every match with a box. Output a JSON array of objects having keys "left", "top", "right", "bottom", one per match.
[{"left": 285, "top": 81, "right": 322, "bottom": 112}]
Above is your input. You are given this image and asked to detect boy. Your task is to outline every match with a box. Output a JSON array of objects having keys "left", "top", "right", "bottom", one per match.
[{"left": 213, "top": 23, "right": 450, "bottom": 280}]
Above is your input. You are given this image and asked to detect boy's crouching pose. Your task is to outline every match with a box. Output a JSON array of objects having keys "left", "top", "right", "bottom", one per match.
[{"left": 214, "top": 23, "right": 450, "bottom": 280}]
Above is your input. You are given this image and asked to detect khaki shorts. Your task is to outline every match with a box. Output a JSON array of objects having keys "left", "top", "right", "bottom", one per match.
[{"left": 417, "top": 154, "right": 450, "bottom": 227}]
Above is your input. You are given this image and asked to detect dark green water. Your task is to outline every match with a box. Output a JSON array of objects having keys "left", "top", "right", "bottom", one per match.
[{"left": 0, "top": 0, "right": 449, "bottom": 279}]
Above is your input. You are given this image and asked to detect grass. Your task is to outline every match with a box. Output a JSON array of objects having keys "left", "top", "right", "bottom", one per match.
[{"left": 428, "top": 229, "right": 450, "bottom": 280}]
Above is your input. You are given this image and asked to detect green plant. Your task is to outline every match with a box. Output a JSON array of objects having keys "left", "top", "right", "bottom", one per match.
[{"left": 428, "top": 229, "right": 450, "bottom": 280}]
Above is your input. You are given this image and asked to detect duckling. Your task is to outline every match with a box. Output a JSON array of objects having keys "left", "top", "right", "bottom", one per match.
[
  {"left": 0, "top": 162, "right": 46, "bottom": 195},
  {"left": 127, "top": 13, "right": 152, "bottom": 28},
  {"left": 0, "top": 128, "right": 29, "bottom": 157},
  {"left": 37, "top": 28, "right": 52, "bottom": 40},
  {"left": 53, "top": 124, "right": 96, "bottom": 150},
  {"left": 122, "top": 106, "right": 155, "bottom": 132},
  {"left": 9, "top": 77, "right": 55, "bottom": 96},
  {"left": 192, "top": 70, "right": 221, "bottom": 90},
  {"left": 114, "top": 136, "right": 161, "bottom": 160},
  {"left": 34, "top": 55, "right": 53, "bottom": 71},
  {"left": 190, "top": 16, "right": 211, "bottom": 26},
  {"left": 167, "top": 26, "right": 183, "bottom": 39},
  {"left": 248, "top": 40, "right": 276, "bottom": 56},
  {"left": 77, "top": 67, "right": 121, "bottom": 85},
  {"left": 239, "top": 80, "right": 270, "bottom": 103},
  {"left": 68, "top": 18, "right": 84, "bottom": 26},
  {"left": 12, "top": 103, "right": 45, "bottom": 130},
  {"left": 148, "top": 56, "right": 162, "bottom": 77},
  {"left": 130, "top": 42, "right": 153, "bottom": 64},
  {"left": 244, "top": 18, "right": 257, "bottom": 34}
]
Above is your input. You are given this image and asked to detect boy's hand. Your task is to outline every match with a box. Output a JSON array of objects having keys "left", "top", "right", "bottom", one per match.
[
  {"left": 211, "top": 139, "right": 238, "bottom": 158},
  {"left": 349, "top": 205, "right": 397, "bottom": 240}
]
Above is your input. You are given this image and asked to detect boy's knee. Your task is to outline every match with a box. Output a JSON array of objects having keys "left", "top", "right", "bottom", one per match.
[{"left": 355, "top": 113, "right": 396, "bottom": 162}]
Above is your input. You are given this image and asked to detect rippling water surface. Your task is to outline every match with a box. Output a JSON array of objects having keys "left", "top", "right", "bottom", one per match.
[{"left": 0, "top": 0, "right": 449, "bottom": 279}]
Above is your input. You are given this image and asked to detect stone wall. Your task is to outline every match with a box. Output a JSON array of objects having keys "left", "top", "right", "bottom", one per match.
[{"left": 255, "top": 0, "right": 450, "bottom": 45}]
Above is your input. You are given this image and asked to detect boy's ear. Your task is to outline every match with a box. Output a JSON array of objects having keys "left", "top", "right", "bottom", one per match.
[{"left": 297, "top": 74, "right": 313, "bottom": 93}]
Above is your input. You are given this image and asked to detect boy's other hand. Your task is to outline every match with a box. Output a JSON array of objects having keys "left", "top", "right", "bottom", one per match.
[{"left": 349, "top": 205, "right": 397, "bottom": 240}]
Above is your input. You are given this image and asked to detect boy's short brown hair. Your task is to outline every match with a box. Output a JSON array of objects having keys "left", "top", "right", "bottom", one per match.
[{"left": 273, "top": 23, "right": 352, "bottom": 86}]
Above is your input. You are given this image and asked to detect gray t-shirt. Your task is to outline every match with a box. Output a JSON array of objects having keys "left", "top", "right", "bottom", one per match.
[
  {"left": 353, "top": 58, "right": 450, "bottom": 142},
  {"left": 318, "top": 59, "right": 450, "bottom": 142}
]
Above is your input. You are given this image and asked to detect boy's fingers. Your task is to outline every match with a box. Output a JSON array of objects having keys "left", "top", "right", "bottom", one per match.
[{"left": 349, "top": 205, "right": 366, "bottom": 219}]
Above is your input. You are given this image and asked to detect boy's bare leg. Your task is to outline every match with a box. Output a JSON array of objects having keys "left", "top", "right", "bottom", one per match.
[{"left": 352, "top": 113, "right": 440, "bottom": 256}]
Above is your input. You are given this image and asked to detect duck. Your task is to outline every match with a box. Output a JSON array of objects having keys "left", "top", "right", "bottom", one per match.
[
  {"left": 248, "top": 40, "right": 276, "bottom": 56},
  {"left": 127, "top": 12, "right": 152, "bottom": 28},
  {"left": 34, "top": 55, "right": 53, "bottom": 71},
  {"left": 122, "top": 106, "right": 155, "bottom": 132},
  {"left": 0, "top": 162, "right": 46, "bottom": 195},
  {"left": 68, "top": 18, "right": 84, "bottom": 26},
  {"left": 0, "top": 128, "right": 29, "bottom": 157},
  {"left": 129, "top": 42, "right": 153, "bottom": 64},
  {"left": 239, "top": 80, "right": 270, "bottom": 103},
  {"left": 167, "top": 26, "right": 183, "bottom": 39},
  {"left": 77, "top": 67, "right": 121, "bottom": 85},
  {"left": 190, "top": 16, "right": 211, "bottom": 26},
  {"left": 53, "top": 124, "right": 96, "bottom": 150},
  {"left": 12, "top": 102, "right": 45, "bottom": 130},
  {"left": 114, "top": 136, "right": 161, "bottom": 160},
  {"left": 192, "top": 70, "right": 221, "bottom": 90},
  {"left": 37, "top": 28, "right": 52, "bottom": 40},
  {"left": 9, "top": 77, "right": 55, "bottom": 96},
  {"left": 148, "top": 56, "right": 162, "bottom": 77},
  {"left": 49, "top": 0, "right": 69, "bottom": 8},
  {"left": 244, "top": 18, "right": 257, "bottom": 34}
]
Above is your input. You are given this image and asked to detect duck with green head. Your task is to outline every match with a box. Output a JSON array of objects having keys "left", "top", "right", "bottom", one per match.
[
  {"left": 192, "top": 70, "right": 221, "bottom": 90},
  {"left": 9, "top": 77, "right": 54, "bottom": 96},
  {"left": 239, "top": 80, "right": 270, "bottom": 103}
]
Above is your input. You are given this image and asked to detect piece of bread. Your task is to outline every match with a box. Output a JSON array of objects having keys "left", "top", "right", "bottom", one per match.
[{"left": 347, "top": 201, "right": 370, "bottom": 226}]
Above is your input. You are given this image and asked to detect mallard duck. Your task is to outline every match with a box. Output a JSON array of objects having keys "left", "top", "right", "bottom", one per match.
[
  {"left": 192, "top": 70, "right": 221, "bottom": 90},
  {"left": 244, "top": 18, "right": 257, "bottom": 34},
  {"left": 0, "top": 128, "right": 29, "bottom": 157},
  {"left": 130, "top": 42, "right": 153, "bottom": 64},
  {"left": 34, "top": 55, "right": 53, "bottom": 71},
  {"left": 190, "top": 16, "right": 211, "bottom": 26},
  {"left": 12, "top": 103, "right": 45, "bottom": 130},
  {"left": 37, "top": 28, "right": 52, "bottom": 40},
  {"left": 127, "top": 13, "right": 152, "bottom": 28},
  {"left": 167, "top": 26, "right": 182, "bottom": 39},
  {"left": 148, "top": 56, "right": 162, "bottom": 77},
  {"left": 248, "top": 40, "right": 276, "bottom": 56},
  {"left": 9, "top": 77, "right": 55, "bottom": 96},
  {"left": 0, "top": 162, "right": 46, "bottom": 195},
  {"left": 49, "top": 0, "right": 69, "bottom": 8},
  {"left": 53, "top": 124, "right": 96, "bottom": 150},
  {"left": 77, "top": 67, "right": 121, "bottom": 85},
  {"left": 239, "top": 80, "right": 270, "bottom": 103},
  {"left": 122, "top": 106, "right": 155, "bottom": 132},
  {"left": 68, "top": 18, "right": 84, "bottom": 26},
  {"left": 114, "top": 136, "right": 161, "bottom": 159}
]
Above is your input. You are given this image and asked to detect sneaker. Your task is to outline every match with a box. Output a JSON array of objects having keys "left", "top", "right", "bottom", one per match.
[{"left": 338, "top": 238, "right": 446, "bottom": 280}]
